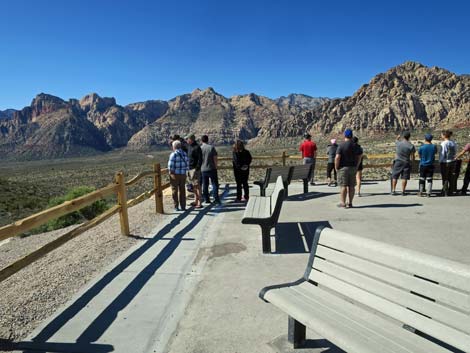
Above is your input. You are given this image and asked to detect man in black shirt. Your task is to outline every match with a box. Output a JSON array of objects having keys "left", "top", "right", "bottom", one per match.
[
  {"left": 185, "top": 134, "right": 203, "bottom": 208},
  {"left": 335, "top": 129, "right": 362, "bottom": 208}
]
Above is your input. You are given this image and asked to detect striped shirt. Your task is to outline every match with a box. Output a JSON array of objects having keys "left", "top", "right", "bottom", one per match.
[{"left": 168, "top": 149, "right": 189, "bottom": 175}]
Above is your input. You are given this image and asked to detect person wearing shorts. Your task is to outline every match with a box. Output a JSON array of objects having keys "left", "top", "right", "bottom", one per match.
[
  {"left": 326, "top": 139, "right": 338, "bottom": 186},
  {"left": 391, "top": 131, "right": 416, "bottom": 195},
  {"left": 335, "top": 129, "right": 362, "bottom": 208}
]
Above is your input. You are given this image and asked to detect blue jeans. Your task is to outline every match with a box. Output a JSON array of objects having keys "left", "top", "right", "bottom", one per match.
[{"left": 202, "top": 169, "right": 220, "bottom": 202}]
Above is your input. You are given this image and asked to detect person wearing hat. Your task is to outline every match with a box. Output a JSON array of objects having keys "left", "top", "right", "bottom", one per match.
[
  {"left": 391, "top": 131, "right": 416, "bottom": 195},
  {"left": 418, "top": 133, "right": 437, "bottom": 197},
  {"left": 326, "top": 138, "right": 338, "bottom": 186},
  {"left": 168, "top": 140, "right": 189, "bottom": 211},
  {"left": 299, "top": 133, "right": 318, "bottom": 185},
  {"left": 455, "top": 139, "right": 470, "bottom": 195},
  {"left": 186, "top": 134, "right": 203, "bottom": 208},
  {"left": 335, "top": 128, "right": 362, "bottom": 208}
]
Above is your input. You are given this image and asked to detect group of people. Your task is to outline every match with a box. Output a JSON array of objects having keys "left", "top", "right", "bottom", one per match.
[
  {"left": 299, "top": 130, "right": 365, "bottom": 206},
  {"left": 168, "top": 129, "right": 470, "bottom": 211},
  {"left": 391, "top": 130, "right": 470, "bottom": 197},
  {"left": 167, "top": 134, "right": 252, "bottom": 211},
  {"left": 300, "top": 128, "right": 470, "bottom": 208}
]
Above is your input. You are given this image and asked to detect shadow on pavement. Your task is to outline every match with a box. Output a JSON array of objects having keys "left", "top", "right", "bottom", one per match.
[
  {"left": 353, "top": 203, "right": 422, "bottom": 209},
  {"left": 287, "top": 192, "right": 336, "bottom": 202},
  {"left": 274, "top": 221, "right": 332, "bottom": 254},
  {"left": 22, "top": 207, "right": 211, "bottom": 353},
  {"left": 12, "top": 341, "right": 114, "bottom": 353}
]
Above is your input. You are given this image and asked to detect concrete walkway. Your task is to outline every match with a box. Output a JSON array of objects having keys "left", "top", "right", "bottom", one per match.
[{"left": 16, "top": 181, "right": 470, "bottom": 353}]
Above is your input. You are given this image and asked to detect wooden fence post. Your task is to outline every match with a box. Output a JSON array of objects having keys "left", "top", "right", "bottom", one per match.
[
  {"left": 115, "top": 172, "right": 130, "bottom": 236},
  {"left": 154, "top": 163, "right": 164, "bottom": 214},
  {"left": 282, "top": 151, "right": 287, "bottom": 166}
]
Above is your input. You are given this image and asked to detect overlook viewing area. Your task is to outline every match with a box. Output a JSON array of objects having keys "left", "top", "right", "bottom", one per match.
[{"left": 2, "top": 173, "right": 469, "bottom": 353}]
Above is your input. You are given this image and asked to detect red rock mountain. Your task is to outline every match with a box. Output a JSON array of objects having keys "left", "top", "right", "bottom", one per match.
[{"left": 1, "top": 62, "right": 469, "bottom": 158}]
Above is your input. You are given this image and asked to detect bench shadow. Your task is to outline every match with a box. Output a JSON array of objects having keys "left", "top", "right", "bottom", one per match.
[
  {"left": 269, "top": 335, "right": 345, "bottom": 352},
  {"left": 353, "top": 203, "right": 422, "bottom": 209},
  {"left": 3, "top": 340, "right": 114, "bottom": 353},
  {"left": 287, "top": 192, "right": 336, "bottom": 202},
  {"left": 21, "top": 206, "right": 212, "bottom": 352},
  {"left": 274, "top": 221, "right": 332, "bottom": 254}
]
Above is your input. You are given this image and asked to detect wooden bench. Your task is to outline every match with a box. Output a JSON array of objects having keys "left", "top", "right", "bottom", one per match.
[
  {"left": 290, "top": 164, "right": 314, "bottom": 194},
  {"left": 254, "top": 166, "right": 293, "bottom": 197},
  {"left": 260, "top": 227, "right": 470, "bottom": 352},
  {"left": 241, "top": 176, "right": 285, "bottom": 253}
]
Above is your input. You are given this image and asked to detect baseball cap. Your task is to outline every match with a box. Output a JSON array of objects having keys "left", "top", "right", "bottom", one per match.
[
  {"left": 424, "top": 133, "right": 433, "bottom": 142},
  {"left": 344, "top": 129, "right": 353, "bottom": 138},
  {"left": 330, "top": 138, "right": 337, "bottom": 144}
]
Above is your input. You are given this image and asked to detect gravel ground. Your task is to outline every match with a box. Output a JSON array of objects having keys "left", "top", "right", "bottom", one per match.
[{"left": 0, "top": 196, "right": 173, "bottom": 349}]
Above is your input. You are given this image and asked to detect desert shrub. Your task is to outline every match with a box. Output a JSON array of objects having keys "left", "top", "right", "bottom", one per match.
[{"left": 40, "top": 186, "right": 109, "bottom": 232}]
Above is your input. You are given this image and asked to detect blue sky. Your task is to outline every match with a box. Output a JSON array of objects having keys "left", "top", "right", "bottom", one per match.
[{"left": 1, "top": 0, "right": 469, "bottom": 110}]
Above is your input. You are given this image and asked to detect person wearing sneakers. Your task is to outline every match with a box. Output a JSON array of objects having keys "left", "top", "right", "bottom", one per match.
[
  {"left": 391, "top": 131, "right": 416, "bottom": 196},
  {"left": 168, "top": 140, "right": 189, "bottom": 211},
  {"left": 335, "top": 128, "right": 362, "bottom": 208},
  {"left": 418, "top": 133, "right": 437, "bottom": 197},
  {"left": 299, "top": 133, "right": 317, "bottom": 185},
  {"left": 186, "top": 134, "right": 203, "bottom": 208},
  {"left": 439, "top": 130, "right": 458, "bottom": 196},
  {"left": 326, "top": 138, "right": 338, "bottom": 186},
  {"left": 455, "top": 140, "right": 470, "bottom": 195}
]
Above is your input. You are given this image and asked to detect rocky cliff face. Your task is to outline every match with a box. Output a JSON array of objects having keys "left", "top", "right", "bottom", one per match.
[
  {"left": 302, "top": 62, "right": 470, "bottom": 135},
  {"left": 0, "top": 109, "right": 16, "bottom": 120},
  {"left": 0, "top": 93, "right": 168, "bottom": 158},
  {"left": 1, "top": 62, "right": 469, "bottom": 158}
]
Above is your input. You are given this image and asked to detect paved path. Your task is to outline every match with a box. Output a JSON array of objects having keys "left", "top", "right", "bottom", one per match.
[{"left": 15, "top": 181, "right": 470, "bottom": 353}]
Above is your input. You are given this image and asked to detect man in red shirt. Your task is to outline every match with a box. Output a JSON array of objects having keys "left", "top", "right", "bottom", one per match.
[{"left": 299, "top": 133, "right": 317, "bottom": 185}]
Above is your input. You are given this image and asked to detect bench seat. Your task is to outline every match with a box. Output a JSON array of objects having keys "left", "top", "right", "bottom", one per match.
[
  {"left": 260, "top": 227, "right": 470, "bottom": 352},
  {"left": 242, "top": 176, "right": 285, "bottom": 253},
  {"left": 264, "top": 283, "right": 451, "bottom": 353}
]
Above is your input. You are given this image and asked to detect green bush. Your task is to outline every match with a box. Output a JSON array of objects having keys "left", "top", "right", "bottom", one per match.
[{"left": 40, "top": 186, "right": 109, "bottom": 232}]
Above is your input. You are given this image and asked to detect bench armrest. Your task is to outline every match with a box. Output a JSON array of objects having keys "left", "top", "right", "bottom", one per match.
[{"left": 259, "top": 278, "right": 307, "bottom": 303}]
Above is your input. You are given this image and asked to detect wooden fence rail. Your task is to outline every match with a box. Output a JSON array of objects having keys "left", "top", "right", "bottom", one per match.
[{"left": 3, "top": 151, "right": 465, "bottom": 283}]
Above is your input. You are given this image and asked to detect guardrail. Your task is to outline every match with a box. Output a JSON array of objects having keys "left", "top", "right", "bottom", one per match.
[
  {"left": 1, "top": 151, "right": 465, "bottom": 283},
  {"left": 0, "top": 163, "right": 170, "bottom": 283}
]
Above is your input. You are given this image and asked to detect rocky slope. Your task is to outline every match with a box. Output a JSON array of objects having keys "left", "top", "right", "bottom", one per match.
[
  {"left": 0, "top": 109, "right": 16, "bottom": 120},
  {"left": 301, "top": 61, "right": 470, "bottom": 135},
  {"left": 1, "top": 62, "right": 469, "bottom": 158}
]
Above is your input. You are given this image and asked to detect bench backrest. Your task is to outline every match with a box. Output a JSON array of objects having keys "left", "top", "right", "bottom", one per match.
[
  {"left": 269, "top": 176, "right": 285, "bottom": 223},
  {"left": 291, "top": 164, "right": 313, "bottom": 181},
  {"left": 267, "top": 166, "right": 294, "bottom": 185},
  {"left": 305, "top": 227, "right": 470, "bottom": 352}
]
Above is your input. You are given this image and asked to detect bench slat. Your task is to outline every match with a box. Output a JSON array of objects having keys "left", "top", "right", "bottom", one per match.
[
  {"left": 318, "top": 228, "right": 470, "bottom": 292},
  {"left": 315, "top": 245, "right": 470, "bottom": 313},
  {"left": 291, "top": 164, "right": 312, "bottom": 180},
  {"left": 310, "top": 271, "right": 470, "bottom": 352},
  {"left": 312, "top": 257, "right": 470, "bottom": 334},
  {"left": 242, "top": 196, "right": 270, "bottom": 221},
  {"left": 264, "top": 283, "right": 449, "bottom": 353}
]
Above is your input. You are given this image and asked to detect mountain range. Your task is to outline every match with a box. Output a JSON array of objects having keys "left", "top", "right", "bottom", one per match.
[{"left": 1, "top": 61, "right": 469, "bottom": 159}]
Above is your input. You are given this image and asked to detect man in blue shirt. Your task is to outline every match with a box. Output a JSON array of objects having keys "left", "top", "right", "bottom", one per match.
[
  {"left": 168, "top": 140, "right": 189, "bottom": 211},
  {"left": 418, "top": 133, "right": 437, "bottom": 197}
]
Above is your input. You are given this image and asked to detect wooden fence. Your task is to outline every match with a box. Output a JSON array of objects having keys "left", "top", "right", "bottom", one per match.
[{"left": 2, "top": 151, "right": 459, "bottom": 283}]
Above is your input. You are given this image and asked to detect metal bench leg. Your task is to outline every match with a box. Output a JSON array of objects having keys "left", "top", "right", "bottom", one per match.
[
  {"left": 303, "top": 179, "right": 308, "bottom": 194},
  {"left": 260, "top": 187, "right": 266, "bottom": 197},
  {"left": 261, "top": 226, "right": 271, "bottom": 253},
  {"left": 288, "top": 316, "right": 306, "bottom": 348}
]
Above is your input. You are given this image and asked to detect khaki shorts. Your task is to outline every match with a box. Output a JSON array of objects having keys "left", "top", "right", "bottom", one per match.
[
  {"left": 187, "top": 169, "right": 201, "bottom": 186},
  {"left": 338, "top": 167, "right": 357, "bottom": 187}
]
